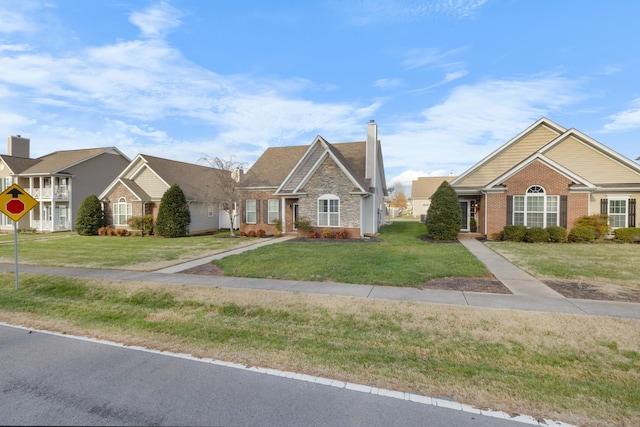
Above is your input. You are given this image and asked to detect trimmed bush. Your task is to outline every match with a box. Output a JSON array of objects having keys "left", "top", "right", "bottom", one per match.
[
  {"left": 256, "top": 229, "right": 266, "bottom": 237},
  {"left": 322, "top": 228, "right": 333, "bottom": 239},
  {"left": 335, "top": 229, "right": 349, "bottom": 239},
  {"left": 155, "top": 184, "right": 191, "bottom": 238},
  {"left": 75, "top": 194, "right": 105, "bottom": 236},
  {"left": 503, "top": 225, "right": 527, "bottom": 242},
  {"left": 128, "top": 215, "right": 154, "bottom": 236},
  {"left": 569, "top": 226, "right": 596, "bottom": 242},
  {"left": 525, "top": 227, "right": 549, "bottom": 243},
  {"left": 613, "top": 227, "right": 640, "bottom": 243},
  {"left": 546, "top": 225, "right": 568, "bottom": 243},
  {"left": 425, "top": 181, "right": 461, "bottom": 240},
  {"left": 574, "top": 214, "right": 610, "bottom": 239}
]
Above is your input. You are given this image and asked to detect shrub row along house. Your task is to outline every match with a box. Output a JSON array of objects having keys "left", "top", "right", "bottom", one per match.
[
  {"left": 449, "top": 117, "right": 640, "bottom": 239},
  {"left": 1, "top": 120, "right": 388, "bottom": 237}
]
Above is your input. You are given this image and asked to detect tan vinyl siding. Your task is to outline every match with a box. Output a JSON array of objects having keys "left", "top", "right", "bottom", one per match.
[
  {"left": 546, "top": 135, "right": 640, "bottom": 184},
  {"left": 135, "top": 166, "right": 168, "bottom": 198},
  {"left": 456, "top": 124, "right": 560, "bottom": 187}
]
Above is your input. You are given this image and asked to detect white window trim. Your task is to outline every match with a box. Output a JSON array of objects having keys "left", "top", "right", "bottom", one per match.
[
  {"left": 318, "top": 194, "right": 340, "bottom": 227},
  {"left": 608, "top": 197, "right": 628, "bottom": 229},
  {"left": 246, "top": 199, "right": 257, "bottom": 224},
  {"left": 267, "top": 199, "right": 279, "bottom": 224},
  {"left": 113, "top": 197, "right": 132, "bottom": 226},
  {"left": 513, "top": 186, "right": 559, "bottom": 228}
]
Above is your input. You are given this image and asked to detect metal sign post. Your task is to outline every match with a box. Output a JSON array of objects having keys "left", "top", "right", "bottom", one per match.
[{"left": 0, "top": 184, "right": 39, "bottom": 290}]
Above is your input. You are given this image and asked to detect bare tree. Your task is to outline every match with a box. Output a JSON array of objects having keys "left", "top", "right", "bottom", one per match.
[
  {"left": 199, "top": 155, "right": 245, "bottom": 237},
  {"left": 389, "top": 181, "right": 407, "bottom": 209}
]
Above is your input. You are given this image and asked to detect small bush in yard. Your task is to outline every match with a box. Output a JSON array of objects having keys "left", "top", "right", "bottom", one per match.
[
  {"left": 546, "top": 225, "right": 568, "bottom": 242},
  {"left": 613, "top": 227, "right": 640, "bottom": 243},
  {"left": 322, "top": 228, "right": 333, "bottom": 239},
  {"left": 76, "top": 194, "right": 106, "bottom": 236},
  {"left": 525, "top": 227, "right": 549, "bottom": 243},
  {"left": 503, "top": 225, "right": 527, "bottom": 242},
  {"left": 574, "top": 214, "right": 610, "bottom": 239},
  {"left": 256, "top": 229, "right": 266, "bottom": 237},
  {"left": 335, "top": 229, "right": 349, "bottom": 239},
  {"left": 424, "top": 181, "right": 461, "bottom": 240},
  {"left": 247, "top": 230, "right": 256, "bottom": 237},
  {"left": 569, "top": 225, "right": 596, "bottom": 242},
  {"left": 155, "top": 184, "right": 191, "bottom": 238}
]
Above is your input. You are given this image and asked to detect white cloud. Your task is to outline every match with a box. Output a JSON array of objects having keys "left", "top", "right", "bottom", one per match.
[
  {"left": 374, "top": 78, "right": 404, "bottom": 90},
  {"left": 603, "top": 99, "right": 640, "bottom": 132},
  {"left": 381, "top": 76, "right": 583, "bottom": 176},
  {"left": 129, "top": 2, "right": 184, "bottom": 39}
]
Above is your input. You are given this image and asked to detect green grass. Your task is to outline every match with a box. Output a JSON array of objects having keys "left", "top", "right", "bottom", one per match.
[
  {"left": 0, "top": 231, "right": 259, "bottom": 270},
  {"left": 486, "top": 241, "right": 640, "bottom": 287},
  {"left": 213, "top": 222, "right": 489, "bottom": 287},
  {"left": 0, "top": 273, "right": 638, "bottom": 426}
]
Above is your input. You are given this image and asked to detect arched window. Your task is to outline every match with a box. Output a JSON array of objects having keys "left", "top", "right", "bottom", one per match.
[
  {"left": 318, "top": 194, "right": 339, "bottom": 227},
  {"left": 113, "top": 197, "right": 132, "bottom": 226},
  {"left": 513, "top": 186, "right": 558, "bottom": 228}
]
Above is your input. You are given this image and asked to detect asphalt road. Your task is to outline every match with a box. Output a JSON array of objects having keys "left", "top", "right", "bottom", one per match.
[{"left": 0, "top": 324, "right": 536, "bottom": 427}]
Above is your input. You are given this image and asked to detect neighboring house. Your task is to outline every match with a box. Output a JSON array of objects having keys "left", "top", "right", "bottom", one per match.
[
  {"left": 450, "top": 117, "right": 640, "bottom": 239},
  {"left": 99, "top": 154, "right": 238, "bottom": 235},
  {"left": 411, "top": 175, "right": 456, "bottom": 220},
  {"left": 0, "top": 135, "right": 130, "bottom": 232},
  {"left": 238, "top": 120, "right": 388, "bottom": 238}
]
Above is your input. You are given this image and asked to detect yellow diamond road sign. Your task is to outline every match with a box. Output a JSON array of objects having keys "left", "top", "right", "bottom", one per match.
[{"left": 0, "top": 183, "right": 39, "bottom": 222}]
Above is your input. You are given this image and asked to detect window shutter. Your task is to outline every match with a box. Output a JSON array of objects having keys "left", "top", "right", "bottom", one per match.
[
  {"left": 629, "top": 198, "right": 636, "bottom": 228},
  {"left": 263, "top": 200, "right": 269, "bottom": 223},
  {"left": 560, "top": 195, "right": 568, "bottom": 228},
  {"left": 506, "top": 196, "right": 513, "bottom": 226},
  {"left": 241, "top": 199, "right": 246, "bottom": 224},
  {"left": 255, "top": 200, "right": 260, "bottom": 224},
  {"left": 600, "top": 198, "right": 608, "bottom": 215}
]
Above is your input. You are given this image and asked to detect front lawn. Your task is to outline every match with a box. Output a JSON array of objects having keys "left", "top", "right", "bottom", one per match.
[
  {"left": 487, "top": 241, "right": 640, "bottom": 289},
  {"left": 213, "top": 222, "right": 489, "bottom": 287},
  {"left": 0, "top": 232, "right": 259, "bottom": 271}
]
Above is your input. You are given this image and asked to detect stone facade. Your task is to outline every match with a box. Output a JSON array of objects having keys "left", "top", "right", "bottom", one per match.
[{"left": 102, "top": 182, "right": 153, "bottom": 228}]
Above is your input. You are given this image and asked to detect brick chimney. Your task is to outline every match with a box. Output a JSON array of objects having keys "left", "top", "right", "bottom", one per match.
[{"left": 7, "top": 135, "right": 30, "bottom": 158}]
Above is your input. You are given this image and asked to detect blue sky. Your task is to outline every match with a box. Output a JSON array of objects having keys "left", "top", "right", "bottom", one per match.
[{"left": 1, "top": 1, "right": 640, "bottom": 193}]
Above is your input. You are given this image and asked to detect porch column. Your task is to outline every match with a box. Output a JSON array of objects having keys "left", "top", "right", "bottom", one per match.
[
  {"left": 68, "top": 177, "right": 73, "bottom": 231},
  {"left": 38, "top": 177, "right": 43, "bottom": 232},
  {"left": 281, "top": 198, "right": 286, "bottom": 233}
]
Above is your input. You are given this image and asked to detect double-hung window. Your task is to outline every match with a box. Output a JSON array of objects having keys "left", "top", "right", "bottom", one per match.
[
  {"left": 245, "top": 199, "right": 257, "bottom": 224},
  {"left": 268, "top": 199, "right": 279, "bottom": 224},
  {"left": 608, "top": 199, "right": 627, "bottom": 228},
  {"left": 113, "top": 197, "right": 132, "bottom": 226},
  {"left": 318, "top": 194, "right": 339, "bottom": 227},
  {"left": 512, "top": 186, "right": 559, "bottom": 228}
]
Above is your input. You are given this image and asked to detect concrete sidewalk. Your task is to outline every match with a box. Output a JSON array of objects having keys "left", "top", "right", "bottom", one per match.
[{"left": 1, "top": 234, "right": 638, "bottom": 319}]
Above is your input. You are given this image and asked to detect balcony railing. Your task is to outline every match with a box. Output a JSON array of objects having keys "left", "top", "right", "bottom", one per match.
[
  {"left": 31, "top": 220, "right": 71, "bottom": 231},
  {"left": 25, "top": 188, "right": 69, "bottom": 201}
]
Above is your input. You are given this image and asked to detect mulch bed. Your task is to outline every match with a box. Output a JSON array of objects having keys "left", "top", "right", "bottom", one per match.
[{"left": 179, "top": 265, "right": 640, "bottom": 303}]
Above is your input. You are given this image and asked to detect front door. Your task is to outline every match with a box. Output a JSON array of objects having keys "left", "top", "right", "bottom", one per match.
[
  {"left": 459, "top": 201, "right": 469, "bottom": 231},
  {"left": 292, "top": 203, "right": 299, "bottom": 230}
]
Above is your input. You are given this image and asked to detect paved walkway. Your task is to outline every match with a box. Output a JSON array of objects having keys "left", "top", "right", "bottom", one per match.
[{"left": 1, "top": 237, "right": 638, "bottom": 320}]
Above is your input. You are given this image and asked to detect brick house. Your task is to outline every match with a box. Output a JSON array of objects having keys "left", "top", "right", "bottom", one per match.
[
  {"left": 99, "top": 154, "right": 237, "bottom": 234},
  {"left": 238, "top": 120, "right": 388, "bottom": 238},
  {"left": 0, "top": 135, "right": 130, "bottom": 232},
  {"left": 450, "top": 117, "right": 640, "bottom": 239}
]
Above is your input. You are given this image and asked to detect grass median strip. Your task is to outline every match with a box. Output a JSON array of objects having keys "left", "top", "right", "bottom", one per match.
[{"left": 1, "top": 273, "right": 638, "bottom": 427}]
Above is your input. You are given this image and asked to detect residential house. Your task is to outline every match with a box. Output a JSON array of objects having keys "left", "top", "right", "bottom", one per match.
[
  {"left": 0, "top": 135, "right": 130, "bottom": 232},
  {"left": 450, "top": 117, "right": 640, "bottom": 239},
  {"left": 99, "top": 154, "right": 238, "bottom": 234},
  {"left": 411, "top": 175, "right": 456, "bottom": 220},
  {"left": 238, "top": 120, "right": 387, "bottom": 238}
]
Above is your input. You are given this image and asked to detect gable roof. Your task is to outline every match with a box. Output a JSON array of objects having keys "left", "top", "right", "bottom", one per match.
[
  {"left": 411, "top": 176, "right": 456, "bottom": 199},
  {"left": 101, "top": 154, "right": 229, "bottom": 202},
  {"left": 240, "top": 138, "right": 373, "bottom": 195},
  {"left": 451, "top": 117, "right": 640, "bottom": 192},
  {"left": 0, "top": 147, "right": 128, "bottom": 176}
]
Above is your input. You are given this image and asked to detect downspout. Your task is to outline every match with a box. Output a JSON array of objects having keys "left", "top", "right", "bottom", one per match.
[{"left": 482, "top": 190, "right": 488, "bottom": 239}]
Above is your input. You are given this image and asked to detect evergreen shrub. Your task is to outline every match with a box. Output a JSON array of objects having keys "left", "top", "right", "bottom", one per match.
[
  {"left": 524, "top": 227, "right": 549, "bottom": 243},
  {"left": 425, "top": 181, "right": 461, "bottom": 240},
  {"left": 502, "top": 225, "right": 527, "bottom": 242},
  {"left": 546, "top": 225, "right": 568, "bottom": 243},
  {"left": 569, "top": 226, "right": 596, "bottom": 242},
  {"left": 155, "top": 184, "right": 191, "bottom": 238},
  {"left": 76, "top": 194, "right": 105, "bottom": 236}
]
